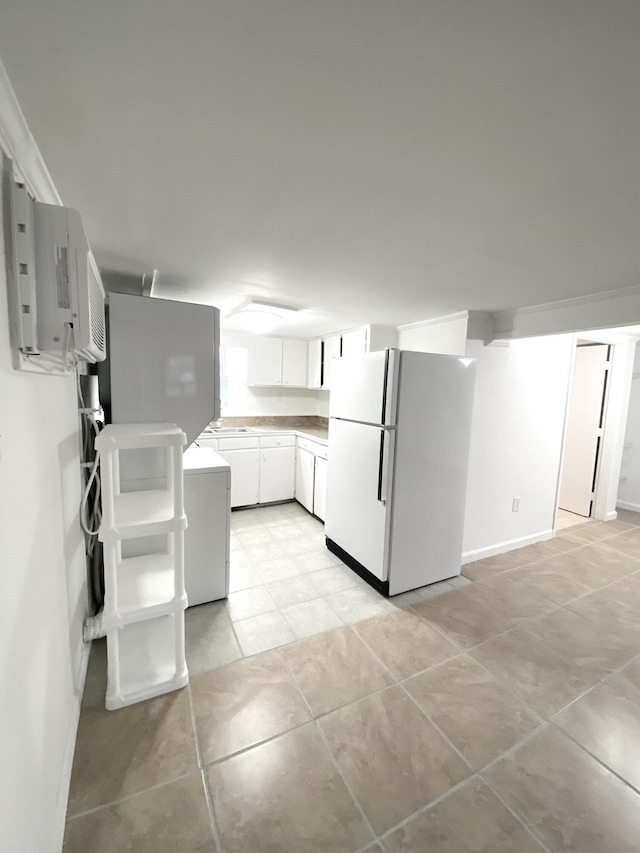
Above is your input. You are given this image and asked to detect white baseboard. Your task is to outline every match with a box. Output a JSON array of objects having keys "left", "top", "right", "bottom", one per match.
[
  {"left": 51, "top": 638, "right": 91, "bottom": 853},
  {"left": 462, "top": 529, "right": 554, "bottom": 564},
  {"left": 604, "top": 510, "right": 619, "bottom": 522},
  {"left": 616, "top": 501, "right": 640, "bottom": 514}
]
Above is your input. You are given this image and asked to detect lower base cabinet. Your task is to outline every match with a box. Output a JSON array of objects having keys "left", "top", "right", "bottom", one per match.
[
  {"left": 313, "top": 456, "right": 327, "bottom": 522},
  {"left": 260, "top": 446, "right": 296, "bottom": 503},
  {"left": 223, "top": 448, "right": 259, "bottom": 507}
]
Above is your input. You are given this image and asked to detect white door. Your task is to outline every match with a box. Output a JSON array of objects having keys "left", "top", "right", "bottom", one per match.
[
  {"left": 295, "top": 447, "right": 315, "bottom": 512},
  {"left": 313, "top": 456, "right": 327, "bottom": 521},
  {"left": 247, "top": 337, "right": 282, "bottom": 386},
  {"left": 282, "top": 339, "right": 308, "bottom": 387},
  {"left": 329, "top": 350, "right": 397, "bottom": 426},
  {"left": 260, "top": 446, "right": 296, "bottom": 502},
  {"left": 325, "top": 418, "right": 391, "bottom": 581},
  {"left": 219, "top": 448, "right": 259, "bottom": 507},
  {"left": 559, "top": 344, "right": 609, "bottom": 517}
]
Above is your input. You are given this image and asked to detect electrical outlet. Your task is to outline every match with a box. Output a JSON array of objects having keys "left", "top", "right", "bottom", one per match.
[{"left": 512, "top": 497, "right": 521, "bottom": 512}]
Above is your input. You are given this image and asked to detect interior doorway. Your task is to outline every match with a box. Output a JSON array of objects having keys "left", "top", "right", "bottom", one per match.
[{"left": 557, "top": 342, "right": 610, "bottom": 521}]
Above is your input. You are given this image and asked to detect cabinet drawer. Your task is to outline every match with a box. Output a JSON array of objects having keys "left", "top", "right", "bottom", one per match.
[
  {"left": 297, "top": 436, "right": 328, "bottom": 459},
  {"left": 260, "top": 434, "right": 296, "bottom": 449},
  {"left": 217, "top": 435, "right": 260, "bottom": 451}
]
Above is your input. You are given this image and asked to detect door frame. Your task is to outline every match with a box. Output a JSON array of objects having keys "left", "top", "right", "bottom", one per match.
[{"left": 554, "top": 333, "right": 637, "bottom": 526}]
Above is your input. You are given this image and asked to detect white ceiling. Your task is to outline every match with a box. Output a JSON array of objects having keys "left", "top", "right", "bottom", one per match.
[{"left": 1, "top": 1, "right": 639, "bottom": 337}]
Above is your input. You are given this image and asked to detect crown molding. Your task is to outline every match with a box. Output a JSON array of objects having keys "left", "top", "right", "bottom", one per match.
[
  {"left": 0, "top": 55, "right": 61, "bottom": 204},
  {"left": 493, "top": 284, "right": 640, "bottom": 341}
]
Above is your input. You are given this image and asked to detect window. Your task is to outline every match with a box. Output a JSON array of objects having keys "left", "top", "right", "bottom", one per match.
[{"left": 219, "top": 346, "right": 248, "bottom": 414}]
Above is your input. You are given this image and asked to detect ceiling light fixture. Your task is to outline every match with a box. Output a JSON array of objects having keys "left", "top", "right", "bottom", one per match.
[{"left": 230, "top": 299, "right": 301, "bottom": 334}]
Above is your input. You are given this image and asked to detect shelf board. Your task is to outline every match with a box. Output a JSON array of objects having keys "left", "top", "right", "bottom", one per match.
[
  {"left": 100, "top": 490, "right": 187, "bottom": 541},
  {"left": 104, "top": 552, "right": 186, "bottom": 624}
]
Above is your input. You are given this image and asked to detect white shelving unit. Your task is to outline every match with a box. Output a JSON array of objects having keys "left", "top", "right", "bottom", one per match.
[{"left": 96, "top": 423, "right": 188, "bottom": 710}]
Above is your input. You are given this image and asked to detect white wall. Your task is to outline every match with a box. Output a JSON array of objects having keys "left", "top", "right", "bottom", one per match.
[
  {"left": 462, "top": 334, "right": 574, "bottom": 560},
  {"left": 0, "top": 154, "right": 88, "bottom": 851},
  {"left": 618, "top": 343, "right": 640, "bottom": 512},
  {"left": 397, "top": 312, "right": 468, "bottom": 356},
  {"left": 221, "top": 328, "right": 321, "bottom": 417}
]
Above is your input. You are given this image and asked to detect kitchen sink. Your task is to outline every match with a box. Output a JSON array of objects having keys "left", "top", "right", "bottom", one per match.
[{"left": 202, "top": 427, "right": 255, "bottom": 435}]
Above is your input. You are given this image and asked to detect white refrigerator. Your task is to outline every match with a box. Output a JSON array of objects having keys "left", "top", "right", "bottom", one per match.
[{"left": 325, "top": 349, "right": 476, "bottom": 596}]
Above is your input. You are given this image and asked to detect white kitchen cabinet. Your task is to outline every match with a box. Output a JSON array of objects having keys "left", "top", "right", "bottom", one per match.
[
  {"left": 313, "top": 456, "right": 327, "bottom": 522},
  {"left": 282, "top": 339, "right": 308, "bottom": 387},
  {"left": 194, "top": 437, "right": 218, "bottom": 451},
  {"left": 307, "top": 338, "right": 322, "bottom": 389},
  {"left": 247, "top": 337, "right": 283, "bottom": 386},
  {"left": 341, "top": 327, "right": 368, "bottom": 358},
  {"left": 260, "top": 446, "right": 296, "bottom": 502},
  {"left": 322, "top": 334, "right": 342, "bottom": 390},
  {"left": 295, "top": 447, "right": 315, "bottom": 513},
  {"left": 218, "top": 447, "right": 259, "bottom": 507}
]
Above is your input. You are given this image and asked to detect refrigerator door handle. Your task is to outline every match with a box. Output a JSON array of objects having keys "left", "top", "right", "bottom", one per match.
[{"left": 377, "top": 428, "right": 393, "bottom": 504}]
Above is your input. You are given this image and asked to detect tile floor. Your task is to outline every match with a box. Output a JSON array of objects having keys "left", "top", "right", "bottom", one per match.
[{"left": 68, "top": 505, "right": 640, "bottom": 852}]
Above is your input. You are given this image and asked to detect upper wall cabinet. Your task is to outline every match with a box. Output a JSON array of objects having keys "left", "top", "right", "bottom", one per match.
[
  {"left": 247, "top": 336, "right": 308, "bottom": 387},
  {"left": 307, "top": 338, "right": 322, "bottom": 389},
  {"left": 313, "top": 325, "right": 398, "bottom": 390},
  {"left": 282, "top": 339, "right": 308, "bottom": 387}
]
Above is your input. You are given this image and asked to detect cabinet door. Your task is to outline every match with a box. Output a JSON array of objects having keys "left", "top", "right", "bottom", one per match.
[
  {"left": 322, "top": 334, "right": 342, "bottom": 390},
  {"left": 217, "top": 448, "right": 259, "bottom": 507},
  {"left": 295, "top": 447, "right": 315, "bottom": 512},
  {"left": 282, "top": 339, "right": 308, "bottom": 388},
  {"left": 341, "top": 327, "right": 368, "bottom": 358},
  {"left": 247, "top": 337, "right": 283, "bottom": 386},
  {"left": 260, "top": 446, "right": 296, "bottom": 503},
  {"left": 307, "top": 339, "right": 322, "bottom": 389},
  {"left": 313, "top": 456, "right": 327, "bottom": 522}
]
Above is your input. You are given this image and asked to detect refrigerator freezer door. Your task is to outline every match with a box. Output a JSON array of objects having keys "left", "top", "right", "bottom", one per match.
[
  {"left": 388, "top": 351, "right": 476, "bottom": 595},
  {"left": 329, "top": 349, "right": 398, "bottom": 426},
  {"left": 325, "top": 418, "right": 392, "bottom": 582}
]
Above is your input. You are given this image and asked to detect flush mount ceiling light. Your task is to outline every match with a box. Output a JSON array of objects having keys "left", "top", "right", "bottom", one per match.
[{"left": 230, "top": 299, "right": 301, "bottom": 334}]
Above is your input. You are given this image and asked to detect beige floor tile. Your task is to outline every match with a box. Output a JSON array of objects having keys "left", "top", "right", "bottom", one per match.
[
  {"left": 228, "top": 559, "right": 263, "bottom": 593},
  {"left": 236, "top": 526, "right": 276, "bottom": 547},
  {"left": 266, "top": 574, "right": 319, "bottom": 606},
  {"left": 185, "top": 601, "right": 242, "bottom": 675},
  {"left": 207, "top": 724, "right": 372, "bottom": 853},
  {"left": 354, "top": 608, "right": 459, "bottom": 679},
  {"left": 325, "top": 585, "right": 395, "bottom": 624},
  {"left": 225, "top": 585, "right": 277, "bottom": 621},
  {"left": 462, "top": 550, "right": 532, "bottom": 581},
  {"left": 462, "top": 575, "right": 556, "bottom": 624},
  {"left": 554, "top": 671, "right": 640, "bottom": 790},
  {"left": 191, "top": 651, "right": 310, "bottom": 764},
  {"left": 615, "top": 509, "right": 640, "bottom": 525},
  {"left": 384, "top": 778, "right": 545, "bottom": 852},
  {"left": 562, "top": 520, "right": 638, "bottom": 545},
  {"left": 281, "top": 597, "right": 344, "bottom": 639},
  {"left": 63, "top": 773, "right": 214, "bottom": 852},
  {"left": 82, "top": 638, "right": 107, "bottom": 708},
  {"left": 307, "top": 564, "right": 360, "bottom": 594},
  {"left": 566, "top": 588, "right": 640, "bottom": 645},
  {"left": 544, "top": 543, "right": 640, "bottom": 589},
  {"left": 244, "top": 540, "right": 287, "bottom": 564},
  {"left": 232, "top": 610, "right": 296, "bottom": 655},
  {"left": 507, "top": 562, "right": 592, "bottom": 604},
  {"left": 320, "top": 686, "right": 470, "bottom": 834},
  {"left": 292, "top": 548, "right": 342, "bottom": 572},
  {"left": 258, "top": 555, "right": 304, "bottom": 583},
  {"left": 484, "top": 726, "right": 640, "bottom": 853},
  {"left": 510, "top": 535, "right": 580, "bottom": 562},
  {"left": 278, "top": 534, "right": 318, "bottom": 556},
  {"left": 67, "top": 690, "right": 198, "bottom": 815},
  {"left": 405, "top": 656, "right": 540, "bottom": 769},
  {"left": 281, "top": 626, "right": 393, "bottom": 716},
  {"left": 604, "top": 572, "right": 640, "bottom": 608},
  {"left": 412, "top": 589, "right": 511, "bottom": 649},
  {"left": 524, "top": 608, "right": 638, "bottom": 677},
  {"left": 470, "top": 629, "right": 597, "bottom": 717},
  {"left": 618, "top": 657, "right": 640, "bottom": 691}
]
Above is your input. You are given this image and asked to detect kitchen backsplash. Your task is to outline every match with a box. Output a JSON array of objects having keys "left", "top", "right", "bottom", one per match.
[{"left": 212, "top": 415, "right": 329, "bottom": 429}]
